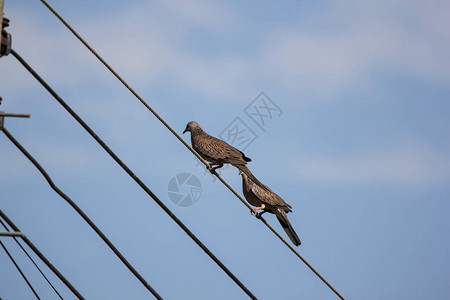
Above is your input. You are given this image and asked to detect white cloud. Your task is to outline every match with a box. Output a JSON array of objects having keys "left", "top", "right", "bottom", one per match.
[
  {"left": 260, "top": 1, "right": 450, "bottom": 98},
  {"left": 167, "top": 54, "right": 254, "bottom": 97},
  {"left": 50, "top": 0, "right": 245, "bottom": 97},
  {"left": 2, "top": 0, "right": 241, "bottom": 92},
  {"left": 290, "top": 142, "right": 450, "bottom": 187},
  {"left": 3, "top": 0, "right": 448, "bottom": 102},
  {"left": 162, "top": 0, "right": 238, "bottom": 32}
]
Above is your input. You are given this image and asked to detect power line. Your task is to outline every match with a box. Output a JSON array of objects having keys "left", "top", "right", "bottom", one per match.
[
  {"left": 35, "top": 1, "right": 345, "bottom": 299},
  {"left": 9, "top": 49, "right": 258, "bottom": 300},
  {"left": 0, "top": 240, "right": 40, "bottom": 299},
  {"left": 0, "top": 218, "right": 63, "bottom": 300},
  {"left": 0, "top": 210, "right": 84, "bottom": 299},
  {"left": 1, "top": 125, "right": 163, "bottom": 300}
]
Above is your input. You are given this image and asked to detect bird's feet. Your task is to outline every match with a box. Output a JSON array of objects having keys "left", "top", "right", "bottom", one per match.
[
  {"left": 208, "top": 163, "right": 223, "bottom": 174},
  {"left": 251, "top": 206, "right": 266, "bottom": 218}
]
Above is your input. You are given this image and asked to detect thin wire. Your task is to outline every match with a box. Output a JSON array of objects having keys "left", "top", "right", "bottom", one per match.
[
  {"left": 0, "top": 218, "right": 63, "bottom": 300},
  {"left": 1, "top": 125, "right": 162, "bottom": 300},
  {"left": 35, "top": 2, "right": 344, "bottom": 299},
  {"left": 0, "top": 240, "right": 41, "bottom": 299},
  {"left": 0, "top": 210, "right": 84, "bottom": 299},
  {"left": 10, "top": 49, "right": 258, "bottom": 300}
]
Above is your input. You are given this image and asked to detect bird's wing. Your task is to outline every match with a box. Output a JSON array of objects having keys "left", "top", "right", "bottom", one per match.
[
  {"left": 251, "top": 185, "right": 292, "bottom": 212},
  {"left": 196, "top": 134, "right": 246, "bottom": 163}
]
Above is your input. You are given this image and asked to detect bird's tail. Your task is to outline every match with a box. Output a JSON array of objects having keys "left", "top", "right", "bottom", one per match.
[
  {"left": 276, "top": 210, "right": 301, "bottom": 246},
  {"left": 235, "top": 164, "right": 268, "bottom": 191}
]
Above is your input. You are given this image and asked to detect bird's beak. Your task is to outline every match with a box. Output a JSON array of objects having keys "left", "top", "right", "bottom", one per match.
[{"left": 183, "top": 127, "right": 188, "bottom": 134}]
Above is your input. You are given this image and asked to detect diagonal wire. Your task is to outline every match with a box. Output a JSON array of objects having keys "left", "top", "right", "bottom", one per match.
[
  {"left": 10, "top": 49, "right": 258, "bottom": 300},
  {"left": 35, "top": 1, "right": 345, "bottom": 299},
  {"left": 1, "top": 125, "right": 162, "bottom": 299},
  {"left": 0, "top": 218, "right": 63, "bottom": 300},
  {"left": 0, "top": 239, "right": 41, "bottom": 299}
]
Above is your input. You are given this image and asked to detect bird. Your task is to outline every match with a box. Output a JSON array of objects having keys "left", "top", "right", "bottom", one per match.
[
  {"left": 183, "top": 121, "right": 267, "bottom": 190},
  {"left": 239, "top": 170, "right": 301, "bottom": 246}
]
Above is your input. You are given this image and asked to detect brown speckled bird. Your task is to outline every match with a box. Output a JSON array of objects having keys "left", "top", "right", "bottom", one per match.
[
  {"left": 240, "top": 171, "right": 301, "bottom": 246},
  {"left": 183, "top": 121, "right": 266, "bottom": 189}
]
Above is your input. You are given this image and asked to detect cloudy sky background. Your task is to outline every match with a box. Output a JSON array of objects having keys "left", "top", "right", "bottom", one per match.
[{"left": 1, "top": 0, "right": 449, "bottom": 299}]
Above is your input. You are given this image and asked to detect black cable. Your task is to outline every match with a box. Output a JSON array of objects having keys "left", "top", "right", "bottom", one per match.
[
  {"left": 1, "top": 126, "right": 163, "bottom": 300},
  {"left": 10, "top": 48, "right": 258, "bottom": 300},
  {"left": 0, "top": 218, "right": 64, "bottom": 300},
  {"left": 0, "top": 210, "right": 84, "bottom": 299},
  {"left": 0, "top": 240, "right": 41, "bottom": 299}
]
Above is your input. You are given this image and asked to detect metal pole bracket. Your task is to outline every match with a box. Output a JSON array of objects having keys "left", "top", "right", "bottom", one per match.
[{"left": 0, "top": 231, "right": 24, "bottom": 237}]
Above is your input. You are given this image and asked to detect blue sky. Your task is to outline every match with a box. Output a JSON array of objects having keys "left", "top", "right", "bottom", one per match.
[{"left": 1, "top": 0, "right": 449, "bottom": 299}]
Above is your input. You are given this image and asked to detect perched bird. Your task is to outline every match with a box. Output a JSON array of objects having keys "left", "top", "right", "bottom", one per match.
[
  {"left": 183, "top": 121, "right": 266, "bottom": 190},
  {"left": 240, "top": 171, "right": 301, "bottom": 246}
]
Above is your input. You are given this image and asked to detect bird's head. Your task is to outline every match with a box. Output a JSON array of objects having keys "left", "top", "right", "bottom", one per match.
[{"left": 183, "top": 121, "right": 200, "bottom": 134}]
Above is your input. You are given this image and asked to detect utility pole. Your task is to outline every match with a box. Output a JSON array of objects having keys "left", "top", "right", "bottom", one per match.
[
  {"left": 1, "top": 0, "right": 11, "bottom": 57},
  {"left": 0, "top": 8, "right": 27, "bottom": 122}
]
